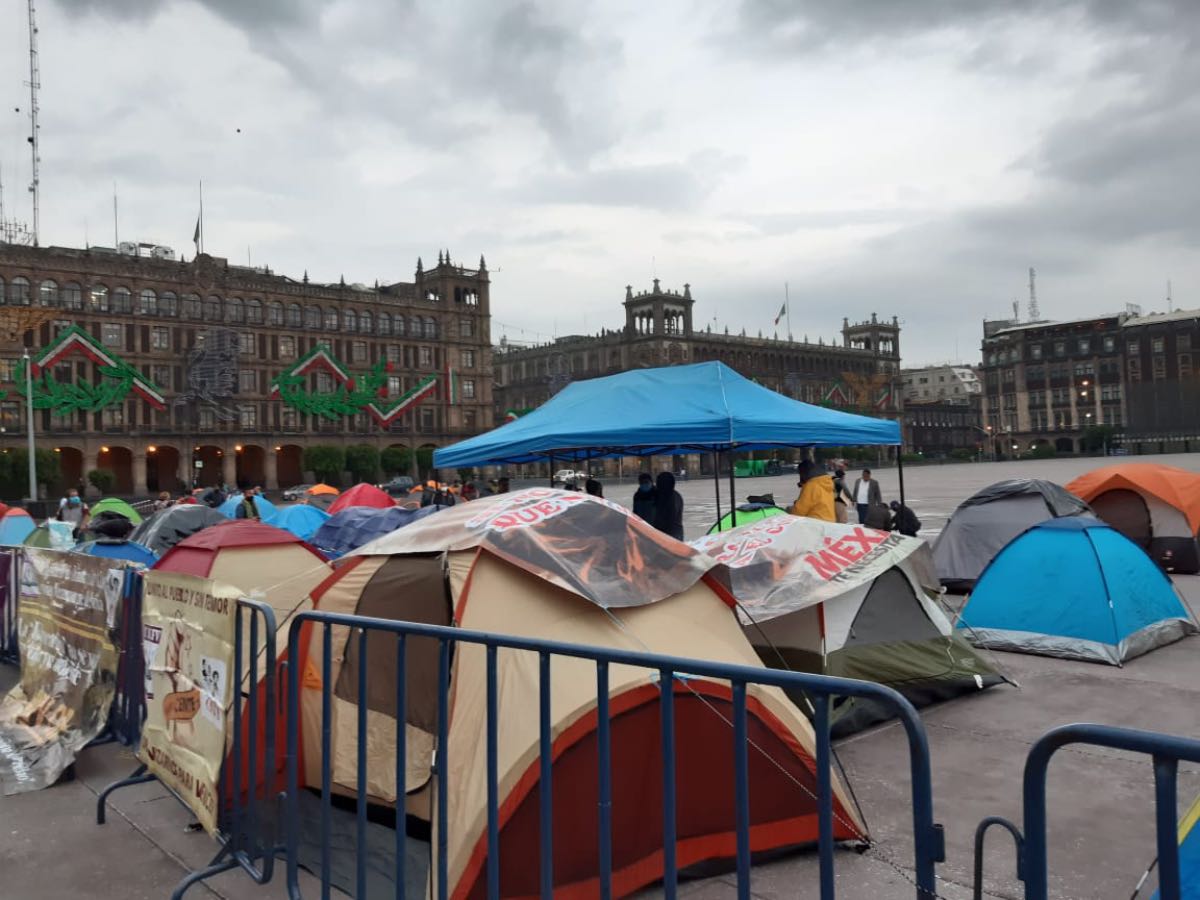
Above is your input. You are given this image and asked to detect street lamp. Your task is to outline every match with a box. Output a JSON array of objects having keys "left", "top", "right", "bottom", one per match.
[{"left": 23, "top": 349, "right": 36, "bottom": 503}]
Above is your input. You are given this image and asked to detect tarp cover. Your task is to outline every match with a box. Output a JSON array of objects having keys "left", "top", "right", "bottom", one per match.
[
  {"left": 433, "top": 360, "right": 901, "bottom": 467},
  {"left": 1067, "top": 463, "right": 1200, "bottom": 533},
  {"left": 957, "top": 478, "right": 1090, "bottom": 517},
  {"left": 350, "top": 488, "right": 718, "bottom": 608},
  {"left": 131, "top": 505, "right": 227, "bottom": 556},
  {"left": 690, "top": 515, "right": 937, "bottom": 622},
  {"left": 311, "top": 504, "right": 440, "bottom": 558}
]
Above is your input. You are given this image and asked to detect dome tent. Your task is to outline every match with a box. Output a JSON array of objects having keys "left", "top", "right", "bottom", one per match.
[
  {"left": 692, "top": 515, "right": 1003, "bottom": 736},
  {"left": 958, "top": 518, "right": 1197, "bottom": 664},
  {"left": 932, "top": 478, "right": 1092, "bottom": 591},
  {"left": 74, "top": 539, "right": 158, "bottom": 567},
  {"left": 299, "top": 489, "right": 866, "bottom": 898},
  {"left": 310, "top": 504, "right": 439, "bottom": 558},
  {"left": 131, "top": 504, "right": 227, "bottom": 555},
  {"left": 1066, "top": 463, "right": 1200, "bottom": 574},
  {"left": 23, "top": 520, "right": 75, "bottom": 550},
  {"left": 264, "top": 504, "right": 329, "bottom": 541},
  {"left": 218, "top": 493, "right": 277, "bottom": 520},
  {"left": 89, "top": 497, "right": 144, "bottom": 525},
  {"left": 326, "top": 482, "right": 393, "bottom": 515},
  {"left": 0, "top": 508, "right": 34, "bottom": 545},
  {"left": 707, "top": 498, "right": 787, "bottom": 534}
]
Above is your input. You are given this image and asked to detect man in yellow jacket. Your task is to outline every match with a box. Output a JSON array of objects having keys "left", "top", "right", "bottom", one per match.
[{"left": 789, "top": 460, "right": 837, "bottom": 522}]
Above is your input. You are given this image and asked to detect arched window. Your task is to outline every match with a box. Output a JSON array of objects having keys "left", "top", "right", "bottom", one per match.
[
  {"left": 325, "top": 308, "right": 339, "bottom": 331},
  {"left": 90, "top": 284, "right": 109, "bottom": 311},
  {"left": 39, "top": 280, "right": 58, "bottom": 306},
  {"left": 304, "top": 306, "right": 321, "bottom": 329},
  {"left": 204, "top": 295, "right": 222, "bottom": 320},
  {"left": 343, "top": 309, "right": 357, "bottom": 333},
  {"left": 160, "top": 291, "right": 178, "bottom": 317},
  {"left": 286, "top": 304, "right": 302, "bottom": 328},
  {"left": 182, "top": 293, "right": 201, "bottom": 318},
  {"left": 245, "top": 298, "right": 262, "bottom": 324},
  {"left": 226, "top": 297, "right": 244, "bottom": 323},
  {"left": 424, "top": 317, "right": 438, "bottom": 339},
  {"left": 10, "top": 277, "right": 31, "bottom": 306},
  {"left": 112, "top": 286, "right": 132, "bottom": 313},
  {"left": 267, "top": 301, "right": 283, "bottom": 326},
  {"left": 377, "top": 312, "right": 390, "bottom": 335},
  {"left": 410, "top": 315, "right": 421, "bottom": 336},
  {"left": 359, "top": 310, "right": 372, "bottom": 334},
  {"left": 139, "top": 289, "right": 157, "bottom": 315},
  {"left": 392, "top": 314, "right": 403, "bottom": 336},
  {"left": 62, "top": 283, "right": 82, "bottom": 310}
]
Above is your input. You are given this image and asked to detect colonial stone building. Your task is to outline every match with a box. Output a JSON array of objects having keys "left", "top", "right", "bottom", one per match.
[
  {"left": 0, "top": 243, "right": 494, "bottom": 494},
  {"left": 493, "top": 280, "right": 902, "bottom": 471}
]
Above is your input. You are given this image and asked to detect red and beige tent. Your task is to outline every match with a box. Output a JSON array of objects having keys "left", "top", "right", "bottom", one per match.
[{"left": 301, "top": 488, "right": 866, "bottom": 898}]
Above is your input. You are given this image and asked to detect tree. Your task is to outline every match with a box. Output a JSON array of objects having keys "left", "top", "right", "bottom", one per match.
[
  {"left": 1081, "top": 425, "right": 1120, "bottom": 454},
  {"left": 87, "top": 468, "right": 116, "bottom": 495},
  {"left": 345, "top": 444, "right": 380, "bottom": 483},
  {"left": 303, "top": 445, "right": 346, "bottom": 484},
  {"left": 381, "top": 446, "right": 412, "bottom": 476},
  {"left": 0, "top": 448, "right": 62, "bottom": 502},
  {"left": 415, "top": 446, "right": 435, "bottom": 478}
]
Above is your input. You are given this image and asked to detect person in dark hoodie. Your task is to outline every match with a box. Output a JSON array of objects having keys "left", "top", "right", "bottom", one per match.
[
  {"left": 652, "top": 471, "right": 685, "bottom": 541},
  {"left": 889, "top": 500, "right": 921, "bottom": 537},
  {"left": 632, "top": 472, "right": 657, "bottom": 521}
]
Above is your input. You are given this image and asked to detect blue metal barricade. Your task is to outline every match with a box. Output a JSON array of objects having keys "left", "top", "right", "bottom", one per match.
[
  {"left": 107, "top": 569, "right": 147, "bottom": 746},
  {"left": 96, "top": 597, "right": 282, "bottom": 900},
  {"left": 973, "top": 723, "right": 1200, "bottom": 900},
  {"left": 283, "top": 610, "right": 947, "bottom": 900}
]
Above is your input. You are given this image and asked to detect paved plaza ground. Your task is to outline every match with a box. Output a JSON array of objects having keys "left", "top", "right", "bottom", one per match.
[{"left": 3, "top": 454, "right": 1200, "bottom": 899}]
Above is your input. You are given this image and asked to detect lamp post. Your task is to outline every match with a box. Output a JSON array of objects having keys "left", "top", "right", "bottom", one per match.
[{"left": 23, "top": 349, "right": 36, "bottom": 502}]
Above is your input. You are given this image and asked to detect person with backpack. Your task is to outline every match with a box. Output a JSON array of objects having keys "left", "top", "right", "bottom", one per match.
[{"left": 889, "top": 500, "right": 922, "bottom": 537}]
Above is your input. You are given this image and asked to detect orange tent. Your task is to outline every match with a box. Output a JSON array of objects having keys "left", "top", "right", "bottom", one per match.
[
  {"left": 1066, "top": 463, "right": 1200, "bottom": 573},
  {"left": 306, "top": 483, "right": 340, "bottom": 496}
]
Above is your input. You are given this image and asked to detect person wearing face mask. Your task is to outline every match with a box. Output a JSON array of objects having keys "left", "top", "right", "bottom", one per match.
[
  {"left": 632, "top": 472, "right": 657, "bottom": 521},
  {"left": 56, "top": 488, "right": 90, "bottom": 540}
]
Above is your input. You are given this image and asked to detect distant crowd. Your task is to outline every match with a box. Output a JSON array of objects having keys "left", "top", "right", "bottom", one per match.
[{"left": 790, "top": 462, "right": 920, "bottom": 536}]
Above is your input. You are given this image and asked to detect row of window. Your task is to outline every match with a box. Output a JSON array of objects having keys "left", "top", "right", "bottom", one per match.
[
  {"left": 0, "top": 277, "right": 480, "bottom": 339},
  {"left": 987, "top": 333, "right": 1196, "bottom": 367}
]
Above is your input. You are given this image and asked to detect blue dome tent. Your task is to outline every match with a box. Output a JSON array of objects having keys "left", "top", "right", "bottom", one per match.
[
  {"left": 74, "top": 539, "right": 159, "bottom": 567},
  {"left": 312, "top": 505, "right": 440, "bottom": 559},
  {"left": 958, "top": 518, "right": 1196, "bottom": 665},
  {"left": 265, "top": 504, "right": 330, "bottom": 541},
  {"left": 218, "top": 494, "right": 277, "bottom": 520}
]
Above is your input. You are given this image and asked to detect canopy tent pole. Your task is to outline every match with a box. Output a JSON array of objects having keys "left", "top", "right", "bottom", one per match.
[
  {"left": 897, "top": 447, "right": 906, "bottom": 510},
  {"left": 713, "top": 452, "right": 722, "bottom": 524},
  {"left": 728, "top": 450, "right": 738, "bottom": 528},
  {"left": 548, "top": 454, "right": 555, "bottom": 488}
]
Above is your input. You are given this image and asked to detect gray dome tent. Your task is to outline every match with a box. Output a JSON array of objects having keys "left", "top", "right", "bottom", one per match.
[{"left": 933, "top": 478, "right": 1092, "bottom": 592}]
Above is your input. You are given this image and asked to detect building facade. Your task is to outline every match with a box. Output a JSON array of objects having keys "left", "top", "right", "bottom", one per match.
[
  {"left": 0, "top": 243, "right": 494, "bottom": 494},
  {"left": 900, "top": 364, "right": 981, "bottom": 404},
  {"left": 493, "top": 280, "right": 902, "bottom": 471},
  {"left": 979, "top": 308, "right": 1200, "bottom": 456}
]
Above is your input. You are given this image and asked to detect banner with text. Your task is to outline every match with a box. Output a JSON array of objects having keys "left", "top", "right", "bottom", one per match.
[
  {"left": 137, "top": 571, "right": 240, "bottom": 835},
  {"left": 0, "top": 550, "right": 128, "bottom": 794}
]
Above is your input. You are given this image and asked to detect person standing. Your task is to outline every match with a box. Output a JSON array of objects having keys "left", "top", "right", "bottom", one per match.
[
  {"left": 831, "top": 466, "right": 851, "bottom": 524},
  {"left": 496, "top": 477, "right": 510, "bottom": 494},
  {"left": 789, "top": 460, "right": 836, "bottom": 522},
  {"left": 154, "top": 491, "right": 172, "bottom": 511},
  {"left": 234, "top": 488, "right": 260, "bottom": 520},
  {"left": 632, "top": 473, "right": 657, "bottom": 521},
  {"left": 585, "top": 478, "right": 604, "bottom": 498},
  {"left": 57, "top": 488, "right": 90, "bottom": 540},
  {"left": 851, "top": 468, "right": 882, "bottom": 524},
  {"left": 651, "top": 471, "right": 684, "bottom": 541}
]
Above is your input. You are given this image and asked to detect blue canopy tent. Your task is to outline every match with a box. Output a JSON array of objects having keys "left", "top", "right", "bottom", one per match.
[{"left": 433, "top": 361, "right": 904, "bottom": 522}]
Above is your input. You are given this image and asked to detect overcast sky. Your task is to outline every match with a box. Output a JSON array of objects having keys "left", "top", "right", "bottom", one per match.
[{"left": 1, "top": 0, "right": 1197, "bottom": 366}]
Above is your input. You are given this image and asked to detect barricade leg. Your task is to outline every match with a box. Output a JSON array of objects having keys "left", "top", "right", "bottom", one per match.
[
  {"left": 169, "top": 844, "right": 238, "bottom": 900},
  {"left": 96, "top": 763, "right": 154, "bottom": 825}
]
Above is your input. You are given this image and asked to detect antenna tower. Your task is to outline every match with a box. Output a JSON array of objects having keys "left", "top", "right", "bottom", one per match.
[
  {"left": 0, "top": 166, "right": 34, "bottom": 246},
  {"left": 26, "top": 0, "right": 41, "bottom": 246},
  {"left": 1028, "top": 267, "right": 1039, "bottom": 321}
]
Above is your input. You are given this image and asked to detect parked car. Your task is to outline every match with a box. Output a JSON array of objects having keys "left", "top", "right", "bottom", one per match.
[
  {"left": 281, "top": 484, "right": 314, "bottom": 501},
  {"left": 379, "top": 475, "right": 416, "bottom": 496},
  {"left": 553, "top": 469, "right": 583, "bottom": 487}
]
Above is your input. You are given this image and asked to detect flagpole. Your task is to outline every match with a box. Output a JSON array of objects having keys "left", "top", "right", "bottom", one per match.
[{"left": 785, "top": 281, "right": 791, "bottom": 340}]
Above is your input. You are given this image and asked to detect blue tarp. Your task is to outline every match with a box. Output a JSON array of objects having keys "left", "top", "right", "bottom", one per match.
[
  {"left": 218, "top": 494, "right": 278, "bottom": 520},
  {"left": 433, "top": 361, "right": 901, "bottom": 468},
  {"left": 312, "top": 505, "right": 441, "bottom": 558},
  {"left": 74, "top": 539, "right": 159, "bottom": 567},
  {"left": 958, "top": 518, "right": 1197, "bottom": 664},
  {"left": 266, "top": 504, "right": 331, "bottom": 541}
]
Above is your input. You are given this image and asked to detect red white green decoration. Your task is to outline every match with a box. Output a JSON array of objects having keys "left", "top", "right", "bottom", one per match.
[
  {"left": 8, "top": 325, "right": 166, "bottom": 415},
  {"left": 269, "top": 343, "right": 439, "bottom": 427}
]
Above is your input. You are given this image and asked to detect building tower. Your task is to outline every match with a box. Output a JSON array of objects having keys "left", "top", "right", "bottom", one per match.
[
  {"left": 842, "top": 312, "right": 900, "bottom": 361},
  {"left": 623, "top": 279, "right": 694, "bottom": 337}
]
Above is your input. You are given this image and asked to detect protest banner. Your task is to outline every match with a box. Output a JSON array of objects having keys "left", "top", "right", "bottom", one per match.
[
  {"left": 0, "top": 550, "right": 128, "bottom": 794},
  {"left": 137, "top": 570, "right": 240, "bottom": 835}
]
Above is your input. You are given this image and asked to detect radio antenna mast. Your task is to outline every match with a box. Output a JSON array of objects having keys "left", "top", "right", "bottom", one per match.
[
  {"left": 26, "top": 0, "right": 41, "bottom": 246},
  {"left": 1028, "top": 267, "right": 1039, "bottom": 321}
]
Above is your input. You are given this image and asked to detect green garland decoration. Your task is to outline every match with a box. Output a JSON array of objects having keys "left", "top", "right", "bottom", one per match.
[{"left": 270, "top": 354, "right": 391, "bottom": 421}]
